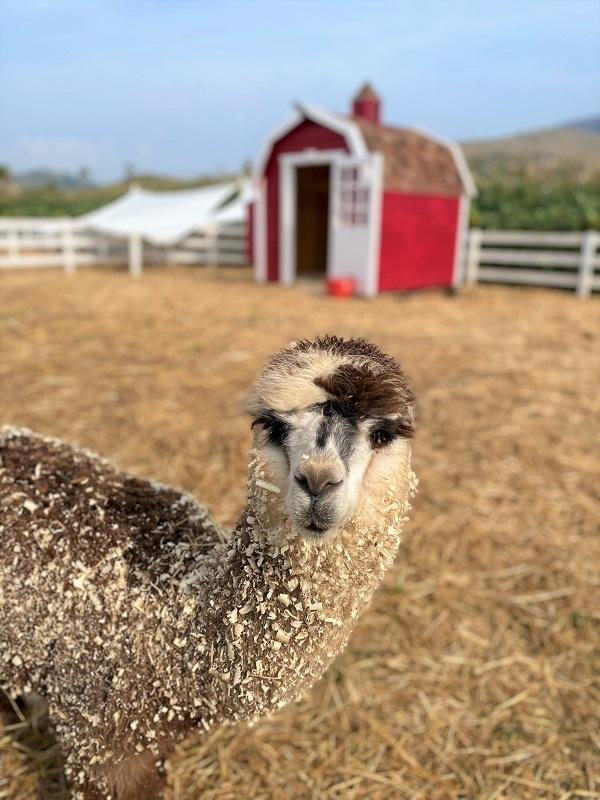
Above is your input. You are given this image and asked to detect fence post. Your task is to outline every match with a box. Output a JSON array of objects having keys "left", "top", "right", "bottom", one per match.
[
  {"left": 205, "top": 226, "right": 218, "bottom": 267},
  {"left": 128, "top": 230, "right": 143, "bottom": 277},
  {"left": 97, "top": 235, "right": 109, "bottom": 263},
  {"left": 8, "top": 226, "right": 20, "bottom": 264},
  {"left": 577, "top": 229, "right": 598, "bottom": 298},
  {"left": 465, "top": 228, "right": 482, "bottom": 285},
  {"left": 62, "top": 220, "right": 76, "bottom": 274}
]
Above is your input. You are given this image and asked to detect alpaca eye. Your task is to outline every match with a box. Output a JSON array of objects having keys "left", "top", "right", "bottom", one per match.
[
  {"left": 263, "top": 418, "right": 288, "bottom": 446},
  {"left": 370, "top": 427, "right": 397, "bottom": 449}
]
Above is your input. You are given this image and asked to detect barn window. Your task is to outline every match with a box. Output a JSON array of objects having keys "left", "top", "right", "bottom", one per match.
[{"left": 338, "top": 165, "right": 370, "bottom": 228}]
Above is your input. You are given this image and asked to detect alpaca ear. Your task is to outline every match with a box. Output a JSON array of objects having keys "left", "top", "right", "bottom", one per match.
[
  {"left": 400, "top": 402, "right": 416, "bottom": 437},
  {"left": 400, "top": 404, "right": 415, "bottom": 439}
]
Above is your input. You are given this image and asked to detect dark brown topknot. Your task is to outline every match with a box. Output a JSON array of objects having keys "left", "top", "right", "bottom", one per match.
[
  {"left": 290, "top": 335, "right": 394, "bottom": 366},
  {"left": 275, "top": 336, "right": 415, "bottom": 431},
  {"left": 312, "top": 336, "right": 414, "bottom": 423},
  {"left": 314, "top": 364, "right": 414, "bottom": 435}
]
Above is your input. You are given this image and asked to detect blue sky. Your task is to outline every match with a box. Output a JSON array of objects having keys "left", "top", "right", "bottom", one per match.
[{"left": 1, "top": 0, "right": 598, "bottom": 183}]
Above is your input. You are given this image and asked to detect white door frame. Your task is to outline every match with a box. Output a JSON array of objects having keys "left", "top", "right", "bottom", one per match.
[
  {"left": 279, "top": 149, "right": 383, "bottom": 295},
  {"left": 279, "top": 149, "right": 345, "bottom": 285}
]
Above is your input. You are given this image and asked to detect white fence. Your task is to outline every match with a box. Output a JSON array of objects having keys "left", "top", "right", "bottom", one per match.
[
  {"left": 465, "top": 229, "right": 600, "bottom": 297},
  {"left": 0, "top": 218, "right": 249, "bottom": 274},
  {"left": 165, "top": 224, "right": 247, "bottom": 266},
  {"left": 0, "top": 218, "right": 127, "bottom": 272},
  {"left": 1, "top": 218, "right": 599, "bottom": 296}
]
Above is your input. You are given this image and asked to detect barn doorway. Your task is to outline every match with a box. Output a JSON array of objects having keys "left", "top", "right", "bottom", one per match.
[{"left": 295, "top": 165, "right": 330, "bottom": 277}]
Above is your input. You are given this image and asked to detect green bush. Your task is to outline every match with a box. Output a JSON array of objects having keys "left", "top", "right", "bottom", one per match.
[
  {"left": 2, "top": 171, "right": 599, "bottom": 233},
  {"left": 470, "top": 171, "right": 600, "bottom": 231},
  {"left": 0, "top": 187, "right": 124, "bottom": 217},
  {"left": 0, "top": 175, "right": 237, "bottom": 218}
]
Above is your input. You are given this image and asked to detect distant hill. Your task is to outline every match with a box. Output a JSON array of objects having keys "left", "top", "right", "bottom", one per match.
[
  {"left": 462, "top": 121, "right": 600, "bottom": 183},
  {"left": 10, "top": 169, "right": 241, "bottom": 193},
  {"left": 13, "top": 169, "right": 96, "bottom": 190},
  {"left": 566, "top": 116, "right": 600, "bottom": 134}
]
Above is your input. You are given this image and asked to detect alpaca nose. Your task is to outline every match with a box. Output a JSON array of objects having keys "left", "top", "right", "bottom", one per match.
[{"left": 294, "top": 462, "right": 344, "bottom": 498}]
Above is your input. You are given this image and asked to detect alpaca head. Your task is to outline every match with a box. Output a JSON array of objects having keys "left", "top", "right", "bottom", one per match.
[{"left": 247, "top": 336, "right": 414, "bottom": 539}]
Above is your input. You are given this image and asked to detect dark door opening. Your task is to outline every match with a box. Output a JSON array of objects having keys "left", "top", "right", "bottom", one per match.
[{"left": 295, "top": 164, "right": 330, "bottom": 277}]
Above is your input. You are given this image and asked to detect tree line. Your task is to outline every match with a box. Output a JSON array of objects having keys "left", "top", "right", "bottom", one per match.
[{"left": 1, "top": 167, "right": 599, "bottom": 231}]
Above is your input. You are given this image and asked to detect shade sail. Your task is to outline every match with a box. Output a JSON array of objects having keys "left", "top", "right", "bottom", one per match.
[
  {"left": 79, "top": 181, "right": 247, "bottom": 245},
  {"left": 211, "top": 182, "right": 254, "bottom": 225}
]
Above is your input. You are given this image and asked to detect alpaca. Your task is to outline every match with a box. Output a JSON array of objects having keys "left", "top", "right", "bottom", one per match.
[{"left": 0, "top": 336, "right": 417, "bottom": 800}]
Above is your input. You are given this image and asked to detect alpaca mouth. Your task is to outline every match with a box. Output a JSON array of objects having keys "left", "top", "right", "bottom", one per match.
[
  {"left": 297, "top": 508, "right": 339, "bottom": 538},
  {"left": 304, "top": 521, "right": 329, "bottom": 536}
]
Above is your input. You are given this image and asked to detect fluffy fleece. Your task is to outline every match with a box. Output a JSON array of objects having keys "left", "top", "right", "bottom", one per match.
[{"left": 0, "top": 336, "right": 416, "bottom": 798}]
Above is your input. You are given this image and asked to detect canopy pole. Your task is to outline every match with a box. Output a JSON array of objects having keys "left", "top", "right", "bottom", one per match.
[
  {"left": 128, "top": 230, "right": 142, "bottom": 277},
  {"left": 62, "top": 219, "right": 77, "bottom": 275}
]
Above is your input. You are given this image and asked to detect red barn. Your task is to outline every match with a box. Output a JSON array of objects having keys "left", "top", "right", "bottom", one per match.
[{"left": 250, "top": 84, "right": 476, "bottom": 296}]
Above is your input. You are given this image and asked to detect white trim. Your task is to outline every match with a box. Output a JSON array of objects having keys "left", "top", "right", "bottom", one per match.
[
  {"left": 278, "top": 150, "right": 348, "bottom": 285},
  {"left": 253, "top": 178, "right": 268, "bottom": 283},
  {"left": 252, "top": 110, "right": 303, "bottom": 185},
  {"left": 364, "top": 152, "right": 384, "bottom": 297},
  {"left": 295, "top": 104, "right": 368, "bottom": 158},
  {"left": 408, "top": 125, "right": 478, "bottom": 198},
  {"left": 280, "top": 149, "right": 347, "bottom": 166},
  {"left": 279, "top": 159, "right": 296, "bottom": 284},
  {"left": 254, "top": 104, "right": 368, "bottom": 181},
  {"left": 452, "top": 194, "right": 471, "bottom": 287}
]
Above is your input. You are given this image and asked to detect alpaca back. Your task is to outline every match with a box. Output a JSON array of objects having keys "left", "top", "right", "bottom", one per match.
[{"left": 0, "top": 426, "right": 220, "bottom": 781}]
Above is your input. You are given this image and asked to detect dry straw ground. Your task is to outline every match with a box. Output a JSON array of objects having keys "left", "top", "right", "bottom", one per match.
[{"left": 0, "top": 266, "right": 599, "bottom": 800}]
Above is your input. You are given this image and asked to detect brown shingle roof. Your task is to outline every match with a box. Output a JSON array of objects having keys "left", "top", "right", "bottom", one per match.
[{"left": 352, "top": 117, "right": 465, "bottom": 197}]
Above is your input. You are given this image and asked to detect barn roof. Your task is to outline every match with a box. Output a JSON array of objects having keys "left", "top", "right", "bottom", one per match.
[
  {"left": 255, "top": 104, "right": 476, "bottom": 198},
  {"left": 352, "top": 117, "right": 475, "bottom": 197}
]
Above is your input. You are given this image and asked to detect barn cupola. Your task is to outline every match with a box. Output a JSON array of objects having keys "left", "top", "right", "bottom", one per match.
[{"left": 352, "top": 82, "right": 381, "bottom": 124}]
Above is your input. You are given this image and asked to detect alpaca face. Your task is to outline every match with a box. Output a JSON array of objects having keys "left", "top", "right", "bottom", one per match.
[
  {"left": 248, "top": 337, "right": 414, "bottom": 539},
  {"left": 253, "top": 401, "right": 409, "bottom": 538}
]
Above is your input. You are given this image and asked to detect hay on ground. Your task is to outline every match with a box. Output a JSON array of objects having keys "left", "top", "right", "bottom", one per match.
[{"left": 0, "top": 265, "right": 598, "bottom": 799}]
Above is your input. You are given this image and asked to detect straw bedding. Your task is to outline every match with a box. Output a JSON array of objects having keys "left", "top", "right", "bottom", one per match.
[{"left": 0, "top": 266, "right": 598, "bottom": 800}]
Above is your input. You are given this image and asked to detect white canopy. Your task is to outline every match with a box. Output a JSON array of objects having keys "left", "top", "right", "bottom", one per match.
[
  {"left": 211, "top": 182, "right": 254, "bottom": 225},
  {"left": 79, "top": 181, "right": 248, "bottom": 246}
]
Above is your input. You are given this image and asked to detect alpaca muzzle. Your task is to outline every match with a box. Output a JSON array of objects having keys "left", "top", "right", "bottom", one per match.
[{"left": 288, "top": 458, "right": 347, "bottom": 536}]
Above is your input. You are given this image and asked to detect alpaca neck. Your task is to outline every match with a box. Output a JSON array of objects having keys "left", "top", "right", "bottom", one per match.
[
  {"left": 139, "top": 444, "right": 414, "bottom": 752},
  {"left": 192, "top": 444, "right": 416, "bottom": 728},
  {"left": 238, "top": 445, "right": 415, "bottom": 616}
]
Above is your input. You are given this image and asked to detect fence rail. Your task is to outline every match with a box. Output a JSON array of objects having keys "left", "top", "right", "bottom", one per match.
[
  {"left": 169, "top": 224, "right": 248, "bottom": 266},
  {"left": 465, "top": 229, "right": 600, "bottom": 297},
  {"left": 0, "top": 218, "right": 249, "bottom": 274},
  {"left": 1, "top": 218, "right": 599, "bottom": 296}
]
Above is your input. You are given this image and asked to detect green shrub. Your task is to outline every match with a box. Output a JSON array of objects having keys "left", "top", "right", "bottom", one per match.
[
  {"left": 0, "top": 175, "right": 236, "bottom": 218},
  {"left": 0, "top": 187, "right": 124, "bottom": 217},
  {"left": 470, "top": 171, "right": 600, "bottom": 231}
]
